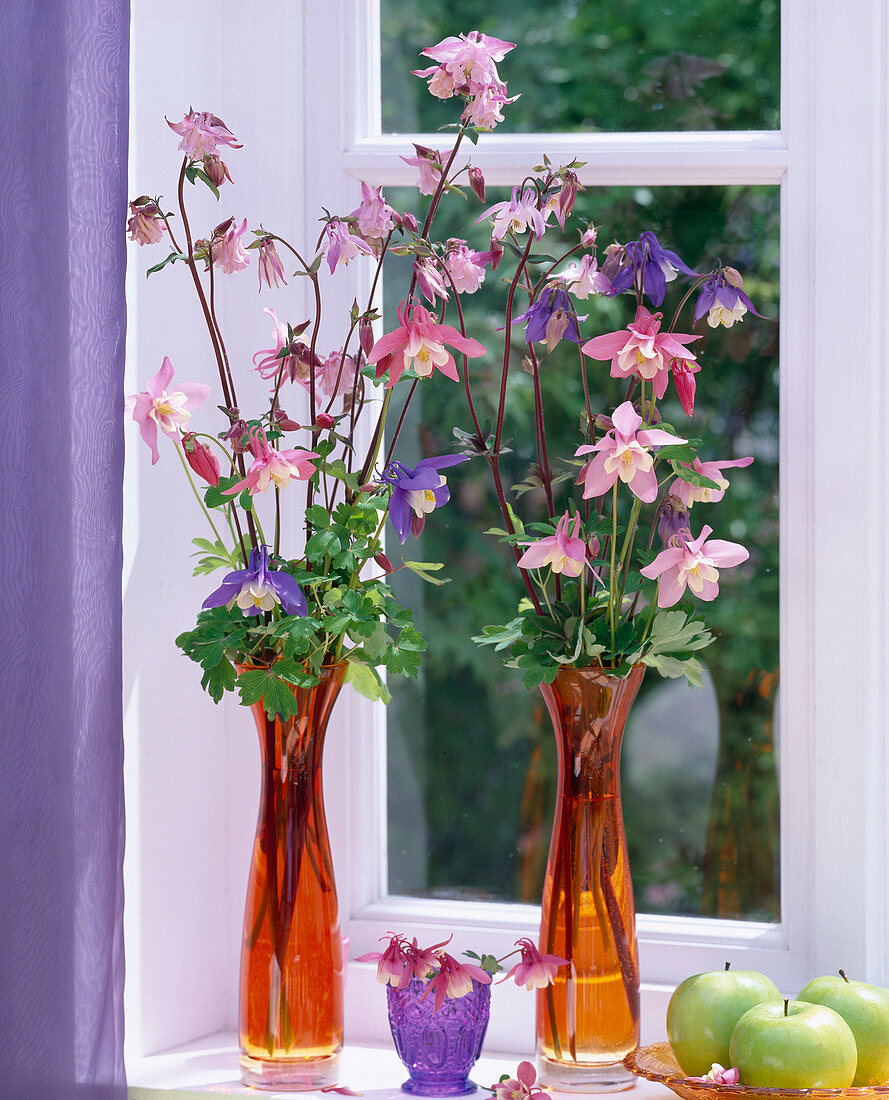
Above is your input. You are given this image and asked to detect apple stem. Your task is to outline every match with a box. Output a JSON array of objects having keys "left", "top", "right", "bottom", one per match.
[
  {"left": 725, "top": 962, "right": 731, "bottom": 971},
  {"left": 784, "top": 998, "right": 789, "bottom": 1017},
  {"left": 839, "top": 969, "right": 849, "bottom": 982}
]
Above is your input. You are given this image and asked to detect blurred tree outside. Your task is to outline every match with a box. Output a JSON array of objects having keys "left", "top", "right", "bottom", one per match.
[{"left": 382, "top": 0, "right": 780, "bottom": 922}]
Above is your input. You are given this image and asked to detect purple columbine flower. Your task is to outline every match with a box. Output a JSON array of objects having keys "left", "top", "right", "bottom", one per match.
[
  {"left": 511, "top": 285, "right": 586, "bottom": 351},
  {"left": 609, "top": 230, "right": 698, "bottom": 307},
  {"left": 380, "top": 455, "right": 468, "bottom": 544},
  {"left": 202, "top": 545, "right": 307, "bottom": 617},
  {"left": 693, "top": 266, "right": 763, "bottom": 328}
]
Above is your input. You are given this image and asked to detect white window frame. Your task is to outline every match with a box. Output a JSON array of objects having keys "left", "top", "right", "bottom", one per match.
[{"left": 125, "top": 0, "right": 889, "bottom": 1070}]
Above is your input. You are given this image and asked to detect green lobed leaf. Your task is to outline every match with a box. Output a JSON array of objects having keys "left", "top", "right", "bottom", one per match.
[{"left": 344, "top": 661, "right": 391, "bottom": 704}]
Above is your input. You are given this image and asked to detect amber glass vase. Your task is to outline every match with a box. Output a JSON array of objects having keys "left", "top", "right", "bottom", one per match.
[
  {"left": 536, "top": 665, "right": 644, "bottom": 1092},
  {"left": 238, "top": 663, "right": 346, "bottom": 1090}
]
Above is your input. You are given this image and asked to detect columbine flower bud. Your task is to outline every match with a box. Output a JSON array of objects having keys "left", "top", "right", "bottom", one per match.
[
  {"left": 399, "top": 211, "right": 419, "bottom": 233},
  {"left": 223, "top": 418, "right": 250, "bottom": 453},
  {"left": 271, "top": 408, "right": 301, "bottom": 432},
  {"left": 359, "top": 316, "right": 375, "bottom": 358},
  {"left": 181, "top": 432, "right": 220, "bottom": 486},
  {"left": 600, "top": 242, "right": 625, "bottom": 282},
  {"left": 316, "top": 413, "right": 335, "bottom": 430},
  {"left": 374, "top": 552, "right": 394, "bottom": 573},
  {"left": 558, "top": 170, "right": 580, "bottom": 222},
  {"left": 256, "top": 237, "right": 287, "bottom": 290},
  {"left": 581, "top": 223, "right": 598, "bottom": 249},
  {"left": 544, "top": 309, "right": 570, "bottom": 352},
  {"left": 202, "top": 154, "right": 232, "bottom": 188},
  {"left": 413, "top": 258, "right": 449, "bottom": 303},
  {"left": 468, "top": 166, "right": 486, "bottom": 203},
  {"left": 657, "top": 494, "right": 690, "bottom": 546}
]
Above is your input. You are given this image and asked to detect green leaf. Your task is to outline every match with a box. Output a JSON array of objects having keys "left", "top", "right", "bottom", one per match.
[
  {"left": 201, "top": 658, "right": 237, "bottom": 703},
  {"left": 191, "top": 166, "right": 221, "bottom": 200},
  {"left": 236, "top": 667, "right": 302, "bottom": 719},
  {"left": 305, "top": 529, "right": 342, "bottom": 560},
  {"left": 305, "top": 504, "right": 331, "bottom": 527},
  {"left": 641, "top": 653, "right": 705, "bottom": 687},
  {"left": 403, "top": 560, "right": 449, "bottom": 586},
  {"left": 322, "top": 458, "right": 361, "bottom": 492},
  {"left": 668, "top": 461, "right": 722, "bottom": 490},
  {"left": 344, "top": 661, "right": 391, "bottom": 704},
  {"left": 204, "top": 476, "right": 240, "bottom": 509},
  {"left": 145, "top": 251, "right": 188, "bottom": 278}
]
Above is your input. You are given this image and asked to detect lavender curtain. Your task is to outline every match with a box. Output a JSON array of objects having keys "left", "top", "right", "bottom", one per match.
[{"left": 0, "top": 1, "right": 128, "bottom": 1096}]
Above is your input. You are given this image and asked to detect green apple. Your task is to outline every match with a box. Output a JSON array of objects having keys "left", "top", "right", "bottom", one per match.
[
  {"left": 798, "top": 970, "right": 889, "bottom": 1085},
  {"left": 666, "top": 963, "right": 782, "bottom": 1076},
  {"left": 729, "top": 999, "right": 857, "bottom": 1088}
]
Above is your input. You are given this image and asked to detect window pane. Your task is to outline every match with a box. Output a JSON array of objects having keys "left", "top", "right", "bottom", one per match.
[
  {"left": 385, "top": 184, "right": 779, "bottom": 921},
  {"left": 381, "top": 1, "right": 780, "bottom": 133}
]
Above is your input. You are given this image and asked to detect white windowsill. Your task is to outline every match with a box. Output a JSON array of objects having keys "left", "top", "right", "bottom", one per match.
[{"left": 126, "top": 1033, "right": 672, "bottom": 1099}]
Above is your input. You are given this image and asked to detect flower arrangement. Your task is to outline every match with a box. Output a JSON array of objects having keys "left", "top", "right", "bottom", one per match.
[
  {"left": 127, "top": 28, "right": 760, "bottom": 711},
  {"left": 358, "top": 933, "right": 567, "bottom": 1011},
  {"left": 127, "top": 97, "right": 488, "bottom": 712}
]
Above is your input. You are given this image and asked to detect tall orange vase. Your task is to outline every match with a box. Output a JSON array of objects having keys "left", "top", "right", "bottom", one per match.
[
  {"left": 536, "top": 665, "right": 644, "bottom": 1092},
  {"left": 238, "top": 664, "right": 346, "bottom": 1090}
]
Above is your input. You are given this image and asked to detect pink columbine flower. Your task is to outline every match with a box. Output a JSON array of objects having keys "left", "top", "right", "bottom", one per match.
[
  {"left": 316, "top": 351, "right": 357, "bottom": 399},
  {"left": 403, "top": 936, "right": 453, "bottom": 982},
  {"left": 670, "top": 455, "right": 754, "bottom": 508},
  {"left": 421, "top": 952, "right": 492, "bottom": 1015},
  {"left": 401, "top": 146, "right": 443, "bottom": 197},
  {"left": 256, "top": 237, "right": 286, "bottom": 290},
  {"left": 493, "top": 1061, "right": 548, "bottom": 1100},
  {"left": 582, "top": 304, "right": 700, "bottom": 401},
  {"left": 414, "top": 32, "right": 515, "bottom": 97},
  {"left": 224, "top": 428, "right": 318, "bottom": 496},
  {"left": 356, "top": 933, "right": 410, "bottom": 988},
  {"left": 640, "top": 524, "right": 749, "bottom": 607},
  {"left": 477, "top": 186, "right": 548, "bottom": 241},
  {"left": 413, "top": 257, "right": 449, "bottom": 304},
  {"left": 252, "top": 308, "right": 316, "bottom": 387},
  {"left": 367, "top": 298, "right": 485, "bottom": 387},
  {"left": 349, "top": 182, "right": 396, "bottom": 243},
  {"left": 166, "top": 109, "right": 241, "bottom": 159},
  {"left": 576, "top": 400, "right": 686, "bottom": 504},
  {"left": 324, "top": 219, "right": 374, "bottom": 273},
  {"left": 127, "top": 198, "right": 166, "bottom": 246},
  {"left": 517, "top": 513, "right": 587, "bottom": 578},
  {"left": 444, "top": 241, "right": 488, "bottom": 294},
  {"left": 499, "top": 938, "right": 568, "bottom": 990},
  {"left": 462, "top": 85, "right": 517, "bottom": 131},
  {"left": 126, "top": 357, "right": 211, "bottom": 465},
  {"left": 211, "top": 217, "right": 250, "bottom": 275},
  {"left": 564, "top": 254, "right": 613, "bottom": 299},
  {"left": 689, "top": 1065, "right": 741, "bottom": 1085}
]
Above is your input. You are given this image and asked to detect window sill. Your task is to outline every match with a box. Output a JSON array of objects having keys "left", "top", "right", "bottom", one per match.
[{"left": 126, "top": 1032, "right": 673, "bottom": 1098}]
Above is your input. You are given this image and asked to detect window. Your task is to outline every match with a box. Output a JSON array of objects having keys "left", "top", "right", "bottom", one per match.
[{"left": 125, "top": 0, "right": 889, "bottom": 1070}]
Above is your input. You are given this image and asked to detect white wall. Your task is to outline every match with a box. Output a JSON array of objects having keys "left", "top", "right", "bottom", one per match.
[{"left": 125, "top": 0, "right": 317, "bottom": 1058}]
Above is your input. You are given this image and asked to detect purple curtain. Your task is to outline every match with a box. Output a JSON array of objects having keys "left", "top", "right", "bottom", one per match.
[{"left": 0, "top": 1, "right": 128, "bottom": 1096}]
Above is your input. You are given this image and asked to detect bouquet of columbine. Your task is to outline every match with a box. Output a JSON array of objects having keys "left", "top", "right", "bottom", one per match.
[
  {"left": 391, "top": 42, "right": 760, "bottom": 683},
  {"left": 359, "top": 933, "right": 567, "bottom": 1010},
  {"left": 126, "top": 94, "right": 499, "bottom": 714}
]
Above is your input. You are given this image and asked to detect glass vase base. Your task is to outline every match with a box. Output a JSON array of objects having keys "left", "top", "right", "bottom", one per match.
[
  {"left": 240, "top": 1051, "right": 340, "bottom": 1091},
  {"left": 537, "top": 1054, "right": 637, "bottom": 1093},
  {"left": 401, "top": 1078, "right": 477, "bottom": 1097}
]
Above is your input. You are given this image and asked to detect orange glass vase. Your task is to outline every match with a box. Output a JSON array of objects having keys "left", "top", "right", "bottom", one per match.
[
  {"left": 238, "top": 663, "right": 346, "bottom": 1090},
  {"left": 536, "top": 665, "right": 644, "bottom": 1092}
]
